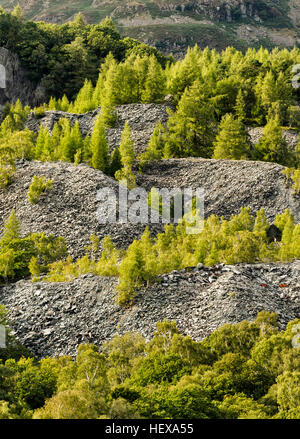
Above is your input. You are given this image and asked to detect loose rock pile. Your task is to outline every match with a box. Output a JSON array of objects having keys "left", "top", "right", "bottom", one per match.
[
  {"left": 1, "top": 106, "right": 299, "bottom": 359},
  {"left": 26, "top": 103, "right": 171, "bottom": 154},
  {"left": 0, "top": 160, "right": 163, "bottom": 257},
  {"left": 137, "top": 158, "right": 300, "bottom": 223},
  {"left": 1, "top": 157, "right": 299, "bottom": 258},
  {"left": 0, "top": 261, "right": 299, "bottom": 358},
  {"left": 25, "top": 104, "right": 298, "bottom": 156}
]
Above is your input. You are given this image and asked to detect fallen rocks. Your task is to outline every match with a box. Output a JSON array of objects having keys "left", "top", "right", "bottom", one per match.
[
  {"left": 0, "top": 261, "right": 299, "bottom": 358},
  {"left": 137, "top": 158, "right": 300, "bottom": 223},
  {"left": 0, "top": 160, "right": 163, "bottom": 257},
  {"left": 26, "top": 103, "right": 171, "bottom": 154}
]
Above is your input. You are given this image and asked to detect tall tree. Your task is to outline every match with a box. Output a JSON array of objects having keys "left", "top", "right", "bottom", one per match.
[
  {"left": 213, "top": 114, "right": 251, "bottom": 160},
  {"left": 255, "top": 116, "right": 292, "bottom": 165},
  {"left": 164, "top": 79, "right": 216, "bottom": 158},
  {"left": 115, "top": 122, "right": 136, "bottom": 188},
  {"left": 90, "top": 115, "right": 109, "bottom": 173},
  {"left": 1, "top": 209, "right": 21, "bottom": 244},
  {"left": 141, "top": 55, "right": 166, "bottom": 103}
]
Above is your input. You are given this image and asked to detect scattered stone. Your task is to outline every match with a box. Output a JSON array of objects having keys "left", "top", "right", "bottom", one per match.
[{"left": 0, "top": 261, "right": 299, "bottom": 358}]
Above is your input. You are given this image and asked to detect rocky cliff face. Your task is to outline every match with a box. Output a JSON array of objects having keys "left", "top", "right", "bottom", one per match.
[
  {"left": 0, "top": 47, "right": 46, "bottom": 111},
  {"left": 1, "top": 261, "right": 299, "bottom": 357}
]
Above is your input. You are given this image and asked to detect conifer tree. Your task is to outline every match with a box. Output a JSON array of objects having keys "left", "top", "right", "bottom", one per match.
[
  {"left": 213, "top": 114, "right": 251, "bottom": 160},
  {"left": 35, "top": 125, "right": 47, "bottom": 160},
  {"left": 1, "top": 209, "right": 21, "bottom": 244},
  {"left": 274, "top": 209, "right": 295, "bottom": 233},
  {"left": 101, "top": 79, "right": 118, "bottom": 127},
  {"left": 72, "top": 79, "right": 94, "bottom": 114},
  {"left": 3, "top": 129, "right": 35, "bottom": 160},
  {"left": 100, "top": 57, "right": 119, "bottom": 127},
  {"left": 96, "top": 236, "right": 119, "bottom": 277},
  {"left": 59, "top": 95, "right": 70, "bottom": 112},
  {"left": 92, "top": 74, "right": 105, "bottom": 109},
  {"left": 234, "top": 89, "right": 247, "bottom": 122},
  {"left": 255, "top": 116, "right": 292, "bottom": 165},
  {"left": 47, "top": 97, "right": 58, "bottom": 111},
  {"left": 164, "top": 79, "right": 216, "bottom": 158},
  {"left": 133, "top": 56, "right": 150, "bottom": 101},
  {"left": 253, "top": 208, "right": 269, "bottom": 239},
  {"left": 141, "top": 55, "right": 166, "bottom": 103},
  {"left": 39, "top": 128, "right": 52, "bottom": 161},
  {"left": 0, "top": 142, "right": 15, "bottom": 188},
  {"left": 109, "top": 147, "right": 122, "bottom": 177},
  {"left": 0, "top": 247, "right": 15, "bottom": 282},
  {"left": 82, "top": 136, "right": 91, "bottom": 162},
  {"left": 204, "top": 242, "right": 219, "bottom": 266},
  {"left": 260, "top": 71, "right": 276, "bottom": 110},
  {"left": 58, "top": 119, "right": 74, "bottom": 162},
  {"left": 12, "top": 4, "right": 23, "bottom": 20},
  {"left": 90, "top": 115, "right": 109, "bottom": 173},
  {"left": 71, "top": 121, "right": 83, "bottom": 158},
  {"left": 50, "top": 122, "right": 63, "bottom": 160},
  {"left": 139, "top": 121, "right": 165, "bottom": 170},
  {"left": 117, "top": 240, "right": 146, "bottom": 305},
  {"left": 28, "top": 256, "right": 41, "bottom": 281},
  {"left": 115, "top": 122, "right": 136, "bottom": 188}
]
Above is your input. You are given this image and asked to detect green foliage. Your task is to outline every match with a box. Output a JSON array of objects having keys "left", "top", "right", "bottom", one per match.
[
  {"left": 115, "top": 122, "right": 137, "bottom": 189},
  {"left": 27, "top": 175, "right": 53, "bottom": 204},
  {"left": 283, "top": 168, "right": 300, "bottom": 194},
  {"left": 44, "top": 207, "right": 300, "bottom": 304},
  {"left": 163, "top": 79, "right": 216, "bottom": 158},
  {"left": 108, "top": 147, "right": 122, "bottom": 177},
  {"left": 139, "top": 121, "right": 165, "bottom": 170},
  {"left": 0, "top": 10, "right": 169, "bottom": 99},
  {"left": 44, "top": 235, "right": 120, "bottom": 283},
  {"left": 1, "top": 312, "right": 299, "bottom": 419},
  {"left": 213, "top": 114, "right": 252, "bottom": 160},
  {"left": 0, "top": 210, "right": 67, "bottom": 282},
  {"left": 90, "top": 115, "right": 109, "bottom": 172},
  {"left": 0, "top": 46, "right": 299, "bottom": 172},
  {"left": 255, "top": 116, "right": 294, "bottom": 166}
]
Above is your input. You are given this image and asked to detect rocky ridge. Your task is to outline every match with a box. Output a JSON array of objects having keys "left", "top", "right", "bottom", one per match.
[
  {"left": 0, "top": 261, "right": 299, "bottom": 358},
  {"left": 0, "top": 47, "right": 46, "bottom": 112}
]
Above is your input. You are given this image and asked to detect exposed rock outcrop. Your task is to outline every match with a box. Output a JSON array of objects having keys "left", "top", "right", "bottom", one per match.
[
  {"left": 1, "top": 261, "right": 299, "bottom": 357},
  {"left": 0, "top": 47, "right": 46, "bottom": 110}
]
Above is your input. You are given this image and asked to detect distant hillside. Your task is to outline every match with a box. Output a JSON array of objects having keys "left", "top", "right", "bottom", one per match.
[{"left": 0, "top": 1, "right": 299, "bottom": 56}]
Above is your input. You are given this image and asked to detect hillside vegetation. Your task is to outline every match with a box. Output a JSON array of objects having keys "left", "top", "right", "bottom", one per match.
[
  {"left": 0, "top": 310, "right": 300, "bottom": 419},
  {"left": 0, "top": 10, "right": 300, "bottom": 420},
  {"left": 0, "top": 0, "right": 299, "bottom": 56}
]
